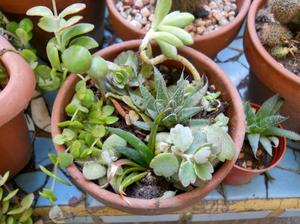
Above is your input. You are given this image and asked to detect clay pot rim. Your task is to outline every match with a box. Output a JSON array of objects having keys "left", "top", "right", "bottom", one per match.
[
  {"left": 0, "top": 36, "right": 35, "bottom": 126},
  {"left": 52, "top": 40, "right": 245, "bottom": 214},
  {"left": 232, "top": 102, "right": 287, "bottom": 174},
  {"left": 246, "top": 0, "right": 300, "bottom": 86},
  {"left": 106, "top": 0, "right": 251, "bottom": 42}
]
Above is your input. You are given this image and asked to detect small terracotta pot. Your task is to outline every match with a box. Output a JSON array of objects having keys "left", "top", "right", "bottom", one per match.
[
  {"left": 0, "top": 0, "right": 106, "bottom": 59},
  {"left": 244, "top": 0, "right": 300, "bottom": 132},
  {"left": 106, "top": 0, "right": 251, "bottom": 58},
  {"left": 223, "top": 103, "right": 287, "bottom": 185},
  {"left": 52, "top": 40, "right": 245, "bottom": 214},
  {"left": 0, "top": 36, "right": 35, "bottom": 177}
]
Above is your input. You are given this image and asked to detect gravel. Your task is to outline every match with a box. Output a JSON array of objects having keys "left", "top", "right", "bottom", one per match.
[{"left": 115, "top": 0, "right": 238, "bottom": 36}]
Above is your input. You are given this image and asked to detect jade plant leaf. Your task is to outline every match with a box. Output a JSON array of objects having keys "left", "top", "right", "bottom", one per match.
[
  {"left": 179, "top": 160, "right": 197, "bottom": 187},
  {"left": 61, "top": 23, "right": 94, "bottom": 48},
  {"left": 150, "top": 153, "right": 179, "bottom": 177},
  {"left": 26, "top": 6, "right": 54, "bottom": 17},
  {"left": 83, "top": 161, "right": 106, "bottom": 180},
  {"left": 59, "top": 3, "right": 86, "bottom": 18},
  {"left": 70, "top": 36, "right": 99, "bottom": 50}
]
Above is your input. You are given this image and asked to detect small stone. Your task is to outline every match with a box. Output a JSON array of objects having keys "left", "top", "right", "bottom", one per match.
[
  {"left": 219, "top": 18, "right": 229, "bottom": 26},
  {"left": 141, "top": 7, "right": 151, "bottom": 17},
  {"left": 142, "top": 0, "right": 150, "bottom": 4},
  {"left": 195, "top": 19, "right": 206, "bottom": 27},
  {"left": 246, "top": 160, "right": 253, "bottom": 167},
  {"left": 123, "top": 0, "right": 134, "bottom": 6},
  {"left": 209, "top": 1, "right": 218, "bottom": 9},
  {"left": 185, "top": 24, "right": 196, "bottom": 33},
  {"left": 229, "top": 16, "right": 235, "bottom": 21},
  {"left": 196, "top": 26, "right": 205, "bottom": 35},
  {"left": 238, "top": 152, "right": 245, "bottom": 160},
  {"left": 256, "top": 149, "right": 263, "bottom": 157},
  {"left": 130, "top": 20, "right": 142, "bottom": 28},
  {"left": 135, "top": 0, "right": 144, "bottom": 9},
  {"left": 149, "top": 14, "right": 154, "bottom": 21}
]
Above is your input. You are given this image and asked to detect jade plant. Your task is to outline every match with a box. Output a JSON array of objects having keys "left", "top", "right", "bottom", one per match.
[
  {"left": 244, "top": 95, "right": 300, "bottom": 157},
  {"left": 35, "top": 0, "right": 236, "bottom": 203},
  {"left": 260, "top": 0, "right": 300, "bottom": 59},
  {"left": 0, "top": 11, "right": 38, "bottom": 86},
  {"left": 0, "top": 172, "right": 34, "bottom": 224}
]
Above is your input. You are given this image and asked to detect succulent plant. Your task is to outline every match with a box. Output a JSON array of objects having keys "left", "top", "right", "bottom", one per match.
[
  {"left": 0, "top": 172, "right": 34, "bottom": 224},
  {"left": 260, "top": 23, "right": 293, "bottom": 47},
  {"left": 244, "top": 95, "right": 300, "bottom": 157},
  {"left": 269, "top": 0, "right": 300, "bottom": 25}
]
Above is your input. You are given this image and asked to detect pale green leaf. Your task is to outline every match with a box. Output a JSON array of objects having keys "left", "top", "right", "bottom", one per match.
[
  {"left": 150, "top": 153, "right": 179, "bottom": 177},
  {"left": 179, "top": 160, "right": 197, "bottom": 187},
  {"left": 82, "top": 161, "right": 106, "bottom": 180}
]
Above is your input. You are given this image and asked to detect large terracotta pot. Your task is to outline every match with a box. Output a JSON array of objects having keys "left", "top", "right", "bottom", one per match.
[
  {"left": 0, "top": 0, "right": 106, "bottom": 59},
  {"left": 52, "top": 40, "right": 245, "bottom": 214},
  {"left": 223, "top": 103, "right": 287, "bottom": 185},
  {"left": 0, "top": 36, "right": 35, "bottom": 177},
  {"left": 106, "top": 0, "right": 251, "bottom": 58},
  {"left": 244, "top": 0, "right": 300, "bottom": 132}
]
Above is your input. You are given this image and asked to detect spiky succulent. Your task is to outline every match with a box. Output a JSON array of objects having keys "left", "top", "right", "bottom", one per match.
[
  {"left": 245, "top": 95, "right": 300, "bottom": 157},
  {"left": 260, "top": 23, "right": 293, "bottom": 47},
  {"left": 269, "top": 0, "right": 300, "bottom": 25}
]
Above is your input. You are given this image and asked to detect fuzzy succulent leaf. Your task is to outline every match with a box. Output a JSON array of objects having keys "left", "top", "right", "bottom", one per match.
[
  {"left": 150, "top": 153, "right": 179, "bottom": 177},
  {"left": 170, "top": 124, "right": 194, "bottom": 152},
  {"left": 194, "top": 162, "right": 214, "bottom": 181},
  {"left": 179, "top": 160, "right": 197, "bottom": 187}
]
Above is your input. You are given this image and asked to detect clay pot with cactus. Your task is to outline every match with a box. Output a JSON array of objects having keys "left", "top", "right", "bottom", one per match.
[
  {"left": 244, "top": 0, "right": 300, "bottom": 132},
  {"left": 106, "top": 0, "right": 251, "bottom": 57}
]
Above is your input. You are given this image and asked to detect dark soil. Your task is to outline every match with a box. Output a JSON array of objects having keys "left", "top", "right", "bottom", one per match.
[
  {"left": 236, "top": 141, "right": 275, "bottom": 170},
  {"left": 256, "top": 6, "right": 300, "bottom": 76},
  {"left": 125, "top": 172, "right": 175, "bottom": 199}
]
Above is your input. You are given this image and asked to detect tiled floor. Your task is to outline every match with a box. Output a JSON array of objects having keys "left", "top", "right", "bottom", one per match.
[{"left": 9, "top": 17, "right": 300, "bottom": 223}]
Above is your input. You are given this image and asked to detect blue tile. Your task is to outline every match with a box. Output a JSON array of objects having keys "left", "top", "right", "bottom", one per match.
[
  {"left": 34, "top": 137, "right": 56, "bottom": 169},
  {"left": 15, "top": 171, "right": 47, "bottom": 194},
  {"left": 36, "top": 169, "right": 82, "bottom": 206},
  {"left": 238, "top": 21, "right": 246, "bottom": 37},
  {"left": 238, "top": 54, "right": 249, "bottom": 68},
  {"left": 204, "top": 189, "right": 223, "bottom": 200},
  {"left": 43, "top": 91, "right": 57, "bottom": 113},
  {"left": 86, "top": 194, "right": 104, "bottom": 208},
  {"left": 229, "top": 38, "right": 244, "bottom": 51},
  {"left": 224, "top": 174, "right": 267, "bottom": 200},
  {"left": 217, "top": 48, "right": 240, "bottom": 62},
  {"left": 278, "top": 148, "right": 300, "bottom": 171},
  {"left": 268, "top": 167, "right": 300, "bottom": 198},
  {"left": 218, "top": 61, "right": 249, "bottom": 87}
]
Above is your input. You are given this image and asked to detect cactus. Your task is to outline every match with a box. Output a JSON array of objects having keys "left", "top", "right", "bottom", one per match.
[
  {"left": 271, "top": 46, "right": 290, "bottom": 59},
  {"left": 269, "top": 0, "right": 300, "bottom": 25},
  {"left": 260, "top": 23, "right": 293, "bottom": 47},
  {"left": 172, "top": 0, "right": 209, "bottom": 16}
]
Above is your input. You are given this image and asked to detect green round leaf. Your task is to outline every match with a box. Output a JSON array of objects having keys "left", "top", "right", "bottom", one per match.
[
  {"left": 58, "top": 152, "right": 74, "bottom": 168},
  {"left": 150, "top": 153, "right": 179, "bottom": 177},
  {"left": 82, "top": 161, "right": 106, "bottom": 180},
  {"left": 179, "top": 160, "right": 196, "bottom": 187},
  {"left": 88, "top": 56, "right": 108, "bottom": 80},
  {"left": 62, "top": 45, "right": 92, "bottom": 73},
  {"left": 19, "top": 18, "right": 34, "bottom": 32}
]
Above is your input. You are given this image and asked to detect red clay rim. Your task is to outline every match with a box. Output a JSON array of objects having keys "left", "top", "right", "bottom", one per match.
[
  {"left": 52, "top": 40, "right": 245, "bottom": 213},
  {"left": 246, "top": 0, "right": 300, "bottom": 86},
  {"left": 232, "top": 102, "right": 287, "bottom": 174},
  {"left": 106, "top": 0, "right": 251, "bottom": 42}
]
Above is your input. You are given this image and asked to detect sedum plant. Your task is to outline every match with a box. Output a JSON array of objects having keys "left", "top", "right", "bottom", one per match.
[
  {"left": 0, "top": 172, "right": 34, "bottom": 224},
  {"left": 245, "top": 95, "right": 300, "bottom": 157},
  {"left": 37, "top": 0, "right": 236, "bottom": 202}
]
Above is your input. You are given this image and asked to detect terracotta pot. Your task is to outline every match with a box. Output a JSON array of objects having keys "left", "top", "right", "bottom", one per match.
[
  {"left": 106, "top": 0, "right": 251, "bottom": 58},
  {"left": 223, "top": 103, "right": 287, "bottom": 185},
  {"left": 244, "top": 0, "right": 300, "bottom": 132},
  {"left": 52, "top": 40, "right": 245, "bottom": 214},
  {"left": 0, "top": 36, "right": 35, "bottom": 177},
  {"left": 0, "top": 0, "right": 106, "bottom": 59}
]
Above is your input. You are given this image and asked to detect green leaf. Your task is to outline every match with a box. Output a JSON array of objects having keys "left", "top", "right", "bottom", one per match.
[
  {"left": 88, "top": 56, "right": 108, "bottom": 81},
  {"left": 150, "top": 31, "right": 183, "bottom": 48},
  {"left": 247, "top": 133, "right": 260, "bottom": 157},
  {"left": 16, "top": 28, "right": 31, "bottom": 43},
  {"left": 38, "top": 17, "right": 60, "bottom": 32},
  {"left": 7, "top": 207, "right": 26, "bottom": 215},
  {"left": 19, "top": 208, "right": 33, "bottom": 222},
  {"left": 158, "top": 25, "right": 193, "bottom": 45},
  {"left": 59, "top": 3, "right": 86, "bottom": 18},
  {"left": 170, "top": 124, "right": 194, "bottom": 152},
  {"left": 70, "top": 36, "right": 99, "bottom": 50},
  {"left": 91, "top": 125, "right": 106, "bottom": 138},
  {"left": 6, "top": 21, "right": 18, "bottom": 33},
  {"left": 114, "top": 146, "right": 148, "bottom": 167},
  {"left": 20, "top": 49, "right": 38, "bottom": 69},
  {"left": 260, "top": 115, "right": 287, "bottom": 129},
  {"left": 26, "top": 6, "right": 54, "bottom": 17},
  {"left": 157, "top": 39, "right": 177, "bottom": 58},
  {"left": 244, "top": 101, "right": 256, "bottom": 125},
  {"left": 119, "top": 171, "right": 148, "bottom": 194},
  {"left": 154, "top": 67, "right": 169, "bottom": 104},
  {"left": 193, "top": 147, "right": 211, "bottom": 164},
  {"left": 102, "top": 105, "right": 115, "bottom": 116},
  {"left": 206, "top": 126, "right": 236, "bottom": 162},
  {"left": 61, "top": 23, "right": 94, "bottom": 47},
  {"left": 150, "top": 153, "right": 179, "bottom": 177},
  {"left": 3, "top": 189, "right": 19, "bottom": 202},
  {"left": 21, "top": 194, "right": 34, "bottom": 209},
  {"left": 148, "top": 112, "right": 164, "bottom": 151},
  {"left": 58, "top": 153, "right": 74, "bottom": 168},
  {"left": 260, "top": 136, "right": 273, "bottom": 156},
  {"left": 263, "top": 127, "right": 300, "bottom": 141},
  {"left": 0, "top": 171, "right": 9, "bottom": 187},
  {"left": 39, "top": 188, "right": 57, "bottom": 205},
  {"left": 102, "top": 134, "right": 127, "bottom": 151},
  {"left": 179, "top": 160, "right": 197, "bottom": 187},
  {"left": 62, "top": 45, "right": 92, "bottom": 74},
  {"left": 161, "top": 11, "right": 195, "bottom": 28},
  {"left": 152, "top": 0, "right": 172, "bottom": 28},
  {"left": 114, "top": 50, "right": 138, "bottom": 73},
  {"left": 53, "top": 134, "right": 65, "bottom": 145},
  {"left": 82, "top": 161, "right": 106, "bottom": 180},
  {"left": 46, "top": 42, "right": 61, "bottom": 70},
  {"left": 194, "top": 162, "right": 214, "bottom": 181},
  {"left": 1, "top": 200, "right": 9, "bottom": 213},
  {"left": 257, "top": 95, "right": 282, "bottom": 118},
  {"left": 39, "top": 166, "right": 71, "bottom": 186},
  {"left": 19, "top": 18, "right": 33, "bottom": 32},
  {"left": 107, "top": 127, "right": 153, "bottom": 165}
]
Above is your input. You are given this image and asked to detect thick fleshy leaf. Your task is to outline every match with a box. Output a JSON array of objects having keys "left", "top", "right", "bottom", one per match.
[
  {"left": 114, "top": 146, "right": 148, "bottom": 167},
  {"left": 26, "top": 6, "right": 54, "bottom": 17},
  {"left": 19, "top": 18, "right": 34, "bottom": 32},
  {"left": 170, "top": 124, "right": 194, "bottom": 152},
  {"left": 70, "top": 36, "right": 99, "bottom": 49},
  {"left": 83, "top": 161, "right": 106, "bottom": 180},
  {"left": 193, "top": 147, "right": 211, "bottom": 164},
  {"left": 150, "top": 31, "right": 183, "bottom": 47},
  {"left": 102, "top": 134, "right": 127, "bottom": 152},
  {"left": 257, "top": 94, "right": 283, "bottom": 118},
  {"left": 152, "top": 0, "right": 172, "bottom": 28},
  {"left": 194, "top": 162, "right": 214, "bottom": 181},
  {"left": 259, "top": 136, "right": 273, "bottom": 156},
  {"left": 46, "top": 42, "right": 61, "bottom": 70},
  {"left": 158, "top": 25, "right": 193, "bottom": 45},
  {"left": 150, "top": 153, "right": 179, "bottom": 177},
  {"left": 59, "top": 3, "right": 86, "bottom": 18},
  {"left": 0, "top": 171, "right": 9, "bottom": 187},
  {"left": 21, "top": 194, "right": 34, "bottom": 209},
  {"left": 38, "top": 17, "right": 60, "bottom": 32},
  {"left": 161, "top": 11, "right": 195, "bottom": 28},
  {"left": 61, "top": 23, "right": 94, "bottom": 47},
  {"left": 60, "top": 15, "right": 83, "bottom": 30},
  {"left": 263, "top": 127, "right": 300, "bottom": 141},
  {"left": 88, "top": 56, "right": 108, "bottom": 80},
  {"left": 58, "top": 152, "right": 74, "bottom": 168},
  {"left": 179, "top": 160, "right": 196, "bottom": 187},
  {"left": 247, "top": 133, "right": 260, "bottom": 157},
  {"left": 157, "top": 39, "right": 177, "bottom": 58}
]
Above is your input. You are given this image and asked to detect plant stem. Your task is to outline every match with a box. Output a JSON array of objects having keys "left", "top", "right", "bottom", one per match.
[
  {"left": 51, "top": 161, "right": 59, "bottom": 191},
  {"left": 52, "top": 0, "right": 58, "bottom": 17}
]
